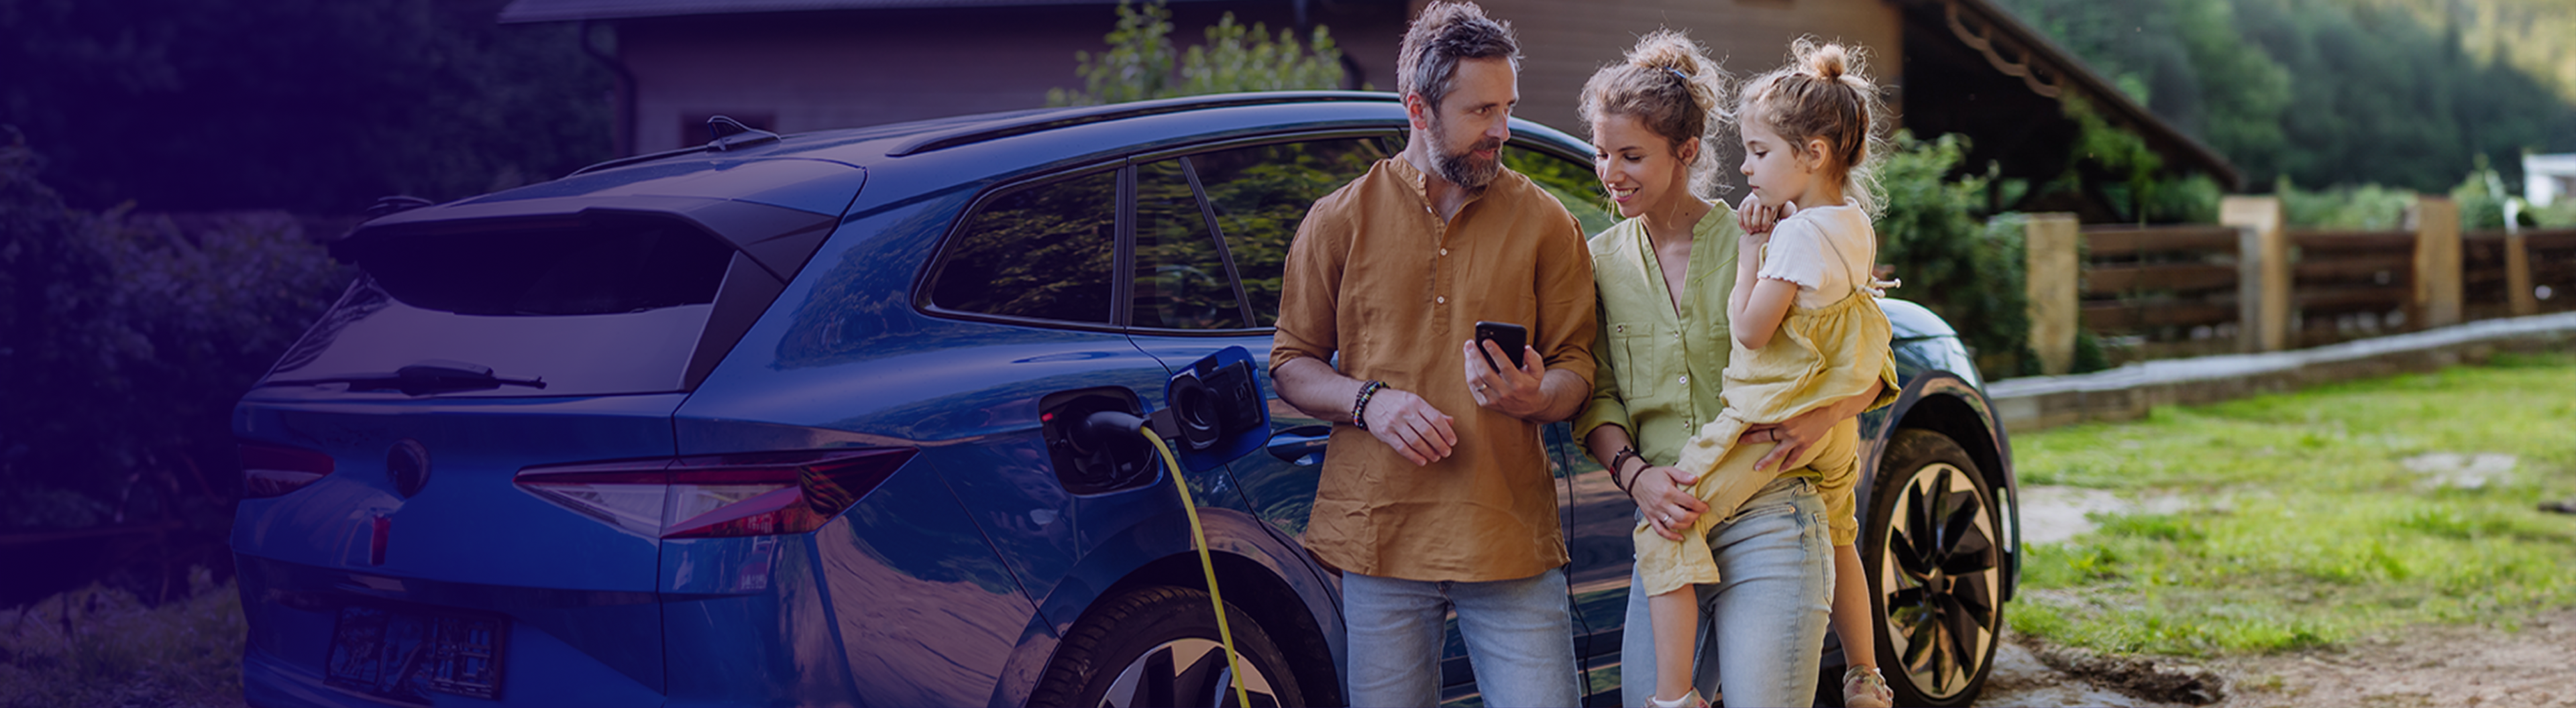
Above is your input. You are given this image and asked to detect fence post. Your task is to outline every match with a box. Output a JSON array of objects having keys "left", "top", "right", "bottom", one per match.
[
  {"left": 2222, "top": 196, "right": 2287, "bottom": 352},
  {"left": 2024, "top": 213, "right": 2080, "bottom": 375},
  {"left": 2411, "top": 196, "right": 2463, "bottom": 329},
  {"left": 2506, "top": 231, "right": 2538, "bottom": 316}
]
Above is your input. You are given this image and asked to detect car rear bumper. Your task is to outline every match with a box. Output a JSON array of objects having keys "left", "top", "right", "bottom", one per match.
[{"left": 236, "top": 552, "right": 667, "bottom": 707}]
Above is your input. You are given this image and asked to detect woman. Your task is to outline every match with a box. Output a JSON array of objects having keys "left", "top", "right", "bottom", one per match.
[{"left": 1571, "top": 30, "right": 1891, "bottom": 707}]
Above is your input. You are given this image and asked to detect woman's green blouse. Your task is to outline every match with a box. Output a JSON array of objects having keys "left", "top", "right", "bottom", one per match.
[{"left": 1576, "top": 200, "right": 1758, "bottom": 471}]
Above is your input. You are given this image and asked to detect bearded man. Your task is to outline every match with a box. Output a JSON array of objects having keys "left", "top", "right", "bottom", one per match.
[{"left": 1267, "top": 3, "right": 1599, "bottom": 705}]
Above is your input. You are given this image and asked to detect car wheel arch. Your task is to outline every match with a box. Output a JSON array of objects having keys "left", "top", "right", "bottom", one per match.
[
  {"left": 1865, "top": 371, "right": 2022, "bottom": 601},
  {"left": 1007, "top": 506, "right": 1344, "bottom": 707}
]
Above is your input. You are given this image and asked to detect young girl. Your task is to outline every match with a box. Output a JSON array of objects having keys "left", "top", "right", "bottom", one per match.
[{"left": 1635, "top": 38, "right": 1900, "bottom": 708}]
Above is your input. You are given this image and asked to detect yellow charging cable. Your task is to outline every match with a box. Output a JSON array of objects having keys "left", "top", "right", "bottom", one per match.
[{"left": 1142, "top": 429, "right": 1254, "bottom": 708}]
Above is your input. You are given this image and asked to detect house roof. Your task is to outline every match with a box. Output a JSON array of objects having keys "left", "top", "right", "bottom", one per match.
[
  {"left": 507, "top": 0, "right": 2241, "bottom": 188},
  {"left": 1916, "top": 0, "right": 2242, "bottom": 189},
  {"left": 498, "top": 0, "right": 1230, "bottom": 23}
]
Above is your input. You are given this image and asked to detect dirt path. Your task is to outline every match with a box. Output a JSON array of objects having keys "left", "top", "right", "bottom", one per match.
[
  {"left": 1974, "top": 607, "right": 2576, "bottom": 708},
  {"left": 2214, "top": 606, "right": 2576, "bottom": 708}
]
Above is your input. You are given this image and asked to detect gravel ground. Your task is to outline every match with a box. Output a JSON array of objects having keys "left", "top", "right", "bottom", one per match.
[{"left": 1970, "top": 607, "right": 2576, "bottom": 708}]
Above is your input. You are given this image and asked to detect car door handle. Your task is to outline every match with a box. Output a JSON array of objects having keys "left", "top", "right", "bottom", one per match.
[{"left": 1265, "top": 425, "right": 1332, "bottom": 465}]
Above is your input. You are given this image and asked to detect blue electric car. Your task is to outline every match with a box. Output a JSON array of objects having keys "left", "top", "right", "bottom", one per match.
[{"left": 232, "top": 91, "right": 2020, "bottom": 707}]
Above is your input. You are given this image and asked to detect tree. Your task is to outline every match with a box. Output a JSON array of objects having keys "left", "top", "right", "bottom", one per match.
[
  {"left": 1049, "top": 0, "right": 1350, "bottom": 107},
  {"left": 0, "top": 0, "right": 609, "bottom": 213},
  {"left": 1994, "top": 0, "right": 2576, "bottom": 191}
]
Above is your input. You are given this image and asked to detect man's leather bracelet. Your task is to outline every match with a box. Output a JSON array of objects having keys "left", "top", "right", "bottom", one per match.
[{"left": 1350, "top": 380, "right": 1387, "bottom": 430}]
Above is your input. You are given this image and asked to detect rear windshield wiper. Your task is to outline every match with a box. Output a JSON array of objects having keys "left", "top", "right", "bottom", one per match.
[{"left": 259, "top": 361, "right": 547, "bottom": 396}]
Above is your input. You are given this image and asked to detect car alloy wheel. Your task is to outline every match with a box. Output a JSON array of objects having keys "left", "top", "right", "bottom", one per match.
[
  {"left": 1028, "top": 586, "right": 1302, "bottom": 708},
  {"left": 1864, "top": 429, "right": 2003, "bottom": 707},
  {"left": 1098, "top": 638, "right": 1279, "bottom": 708}
]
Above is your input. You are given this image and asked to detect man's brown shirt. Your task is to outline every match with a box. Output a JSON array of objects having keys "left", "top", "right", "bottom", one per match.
[{"left": 1270, "top": 156, "right": 1599, "bottom": 582}]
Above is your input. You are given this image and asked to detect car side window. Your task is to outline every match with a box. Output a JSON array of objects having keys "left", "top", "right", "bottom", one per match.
[
  {"left": 1503, "top": 145, "right": 1619, "bottom": 237},
  {"left": 1132, "top": 159, "right": 1249, "bottom": 330},
  {"left": 931, "top": 169, "right": 1119, "bottom": 324},
  {"left": 1190, "top": 137, "right": 1390, "bottom": 327}
]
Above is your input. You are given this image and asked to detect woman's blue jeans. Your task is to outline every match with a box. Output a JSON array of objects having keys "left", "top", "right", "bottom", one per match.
[{"left": 1620, "top": 475, "right": 1835, "bottom": 707}]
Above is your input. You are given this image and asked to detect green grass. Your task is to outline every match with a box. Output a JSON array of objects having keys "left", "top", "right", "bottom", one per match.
[
  {"left": 2007, "top": 351, "right": 2576, "bottom": 657},
  {"left": 0, "top": 570, "right": 243, "bottom": 708}
]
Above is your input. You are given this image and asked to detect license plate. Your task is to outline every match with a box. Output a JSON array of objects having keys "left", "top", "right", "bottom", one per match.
[{"left": 325, "top": 605, "right": 510, "bottom": 701}]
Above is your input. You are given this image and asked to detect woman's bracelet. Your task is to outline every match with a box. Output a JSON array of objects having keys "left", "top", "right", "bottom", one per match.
[
  {"left": 1350, "top": 380, "right": 1387, "bottom": 430},
  {"left": 1607, "top": 447, "right": 1643, "bottom": 492}
]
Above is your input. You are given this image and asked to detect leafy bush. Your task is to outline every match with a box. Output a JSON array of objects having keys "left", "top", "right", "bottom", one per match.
[
  {"left": 2050, "top": 97, "right": 2222, "bottom": 225},
  {"left": 0, "top": 570, "right": 243, "bottom": 708},
  {"left": 2531, "top": 198, "right": 2576, "bottom": 227},
  {"left": 1876, "top": 131, "right": 2039, "bottom": 375},
  {"left": 2449, "top": 157, "right": 2515, "bottom": 231},
  {"left": 1049, "top": 0, "right": 1350, "bottom": 107},
  {"left": 2276, "top": 178, "right": 2415, "bottom": 229},
  {"left": 0, "top": 133, "right": 351, "bottom": 532}
]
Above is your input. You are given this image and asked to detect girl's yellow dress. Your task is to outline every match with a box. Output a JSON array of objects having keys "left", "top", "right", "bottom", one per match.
[{"left": 1635, "top": 205, "right": 1898, "bottom": 597}]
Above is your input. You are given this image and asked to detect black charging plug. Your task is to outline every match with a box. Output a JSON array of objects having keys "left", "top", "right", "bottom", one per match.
[{"left": 1073, "top": 410, "right": 1150, "bottom": 454}]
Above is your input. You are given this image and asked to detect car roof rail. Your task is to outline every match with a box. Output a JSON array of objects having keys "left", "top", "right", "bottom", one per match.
[{"left": 885, "top": 91, "right": 1399, "bottom": 158}]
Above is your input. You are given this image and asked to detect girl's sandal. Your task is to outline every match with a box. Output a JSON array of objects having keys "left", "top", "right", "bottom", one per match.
[
  {"left": 1842, "top": 665, "right": 1895, "bottom": 708},
  {"left": 1644, "top": 689, "right": 1707, "bottom": 708}
]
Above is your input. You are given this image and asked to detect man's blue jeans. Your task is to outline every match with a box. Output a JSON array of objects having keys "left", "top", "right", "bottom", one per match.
[
  {"left": 1620, "top": 476, "right": 1836, "bottom": 707},
  {"left": 1341, "top": 567, "right": 1581, "bottom": 707}
]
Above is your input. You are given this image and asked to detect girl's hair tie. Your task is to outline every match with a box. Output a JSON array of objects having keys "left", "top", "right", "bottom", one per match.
[{"left": 1664, "top": 66, "right": 1690, "bottom": 84}]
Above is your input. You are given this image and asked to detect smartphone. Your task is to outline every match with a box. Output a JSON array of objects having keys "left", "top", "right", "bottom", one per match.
[{"left": 1472, "top": 321, "right": 1529, "bottom": 373}]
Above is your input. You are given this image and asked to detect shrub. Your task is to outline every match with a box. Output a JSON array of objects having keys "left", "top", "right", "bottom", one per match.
[
  {"left": 0, "top": 570, "right": 244, "bottom": 708},
  {"left": 0, "top": 131, "right": 351, "bottom": 533},
  {"left": 2276, "top": 178, "right": 2414, "bottom": 229},
  {"left": 2449, "top": 157, "right": 2515, "bottom": 231},
  {"left": 1049, "top": 0, "right": 1350, "bottom": 107},
  {"left": 1876, "top": 131, "right": 2038, "bottom": 376}
]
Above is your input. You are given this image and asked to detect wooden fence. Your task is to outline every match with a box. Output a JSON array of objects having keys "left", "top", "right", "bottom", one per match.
[
  {"left": 2019, "top": 196, "right": 2575, "bottom": 374},
  {"left": 2072, "top": 223, "right": 2249, "bottom": 361}
]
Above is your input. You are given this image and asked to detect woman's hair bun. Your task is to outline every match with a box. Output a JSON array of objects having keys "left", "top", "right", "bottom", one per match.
[
  {"left": 1575, "top": 27, "right": 1732, "bottom": 198},
  {"left": 1629, "top": 30, "right": 1698, "bottom": 74},
  {"left": 1621, "top": 30, "right": 1723, "bottom": 119}
]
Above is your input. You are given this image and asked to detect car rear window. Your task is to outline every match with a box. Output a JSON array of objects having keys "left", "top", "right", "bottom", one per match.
[
  {"left": 264, "top": 215, "right": 751, "bottom": 397},
  {"left": 350, "top": 214, "right": 734, "bottom": 316}
]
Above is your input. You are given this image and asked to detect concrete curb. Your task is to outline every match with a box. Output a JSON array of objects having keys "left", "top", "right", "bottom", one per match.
[{"left": 1988, "top": 310, "right": 2576, "bottom": 433}]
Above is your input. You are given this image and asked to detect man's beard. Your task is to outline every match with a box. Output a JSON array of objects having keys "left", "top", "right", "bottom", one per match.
[{"left": 1429, "top": 117, "right": 1505, "bottom": 189}]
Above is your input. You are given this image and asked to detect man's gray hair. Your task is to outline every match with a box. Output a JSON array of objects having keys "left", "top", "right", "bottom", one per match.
[{"left": 1397, "top": 2, "right": 1521, "bottom": 109}]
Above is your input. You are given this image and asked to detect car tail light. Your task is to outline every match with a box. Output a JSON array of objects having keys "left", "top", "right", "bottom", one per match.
[
  {"left": 240, "top": 442, "right": 336, "bottom": 497},
  {"left": 513, "top": 449, "right": 917, "bottom": 538}
]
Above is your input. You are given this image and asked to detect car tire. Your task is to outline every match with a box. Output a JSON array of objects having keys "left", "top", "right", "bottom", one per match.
[
  {"left": 1028, "top": 586, "right": 1305, "bottom": 708},
  {"left": 1861, "top": 429, "right": 2004, "bottom": 708}
]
